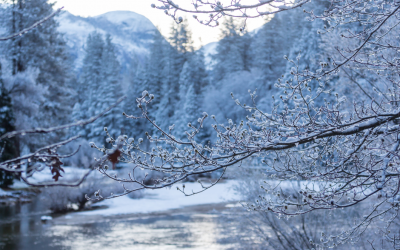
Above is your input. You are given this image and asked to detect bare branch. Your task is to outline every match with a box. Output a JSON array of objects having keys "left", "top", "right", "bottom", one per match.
[
  {"left": 0, "top": 96, "right": 126, "bottom": 140},
  {"left": 0, "top": 7, "right": 64, "bottom": 41}
]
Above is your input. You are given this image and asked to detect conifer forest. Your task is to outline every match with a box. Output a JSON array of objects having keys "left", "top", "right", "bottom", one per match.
[{"left": 1, "top": 0, "right": 400, "bottom": 249}]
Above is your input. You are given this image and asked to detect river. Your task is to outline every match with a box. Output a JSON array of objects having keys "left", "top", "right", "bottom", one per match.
[{"left": 0, "top": 200, "right": 245, "bottom": 250}]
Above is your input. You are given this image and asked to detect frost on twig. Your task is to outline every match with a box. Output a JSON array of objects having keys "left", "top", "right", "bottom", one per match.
[
  {"left": 151, "top": 0, "right": 309, "bottom": 29},
  {"left": 0, "top": 7, "right": 64, "bottom": 41}
]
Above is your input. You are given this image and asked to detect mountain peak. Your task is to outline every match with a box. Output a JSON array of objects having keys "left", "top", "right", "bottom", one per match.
[
  {"left": 94, "top": 11, "right": 155, "bottom": 33},
  {"left": 57, "top": 10, "right": 157, "bottom": 71},
  {"left": 95, "top": 10, "right": 144, "bottom": 20}
]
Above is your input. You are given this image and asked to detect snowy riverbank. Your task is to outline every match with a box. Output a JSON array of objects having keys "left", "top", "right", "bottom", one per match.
[
  {"left": 0, "top": 188, "right": 35, "bottom": 205},
  {"left": 53, "top": 180, "right": 241, "bottom": 222}
]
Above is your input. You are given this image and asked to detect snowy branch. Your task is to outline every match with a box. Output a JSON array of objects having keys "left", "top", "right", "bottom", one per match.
[
  {"left": 152, "top": 0, "right": 309, "bottom": 28},
  {"left": 0, "top": 96, "right": 126, "bottom": 140},
  {"left": 0, "top": 96, "right": 126, "bottom": 184},
  {"left": 0, "top": 7, "right": 64, "bottom": 41}
]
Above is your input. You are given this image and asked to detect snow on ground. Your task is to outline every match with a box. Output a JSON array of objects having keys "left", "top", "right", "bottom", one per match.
[
  {"left": 9, "top": 180, "right": 30, "bottom": 189},
  {"left": 26, "top": 166, "right": 92, "bottom": 182},
  {"left": 10, "top": 166, "right": 100, "bottom": 189},
  {"left": 0, "top": 188, "right": 10, "bottom": 196},
  {"left": 75, "top": 180, "right": 240, "bottom": 216}
]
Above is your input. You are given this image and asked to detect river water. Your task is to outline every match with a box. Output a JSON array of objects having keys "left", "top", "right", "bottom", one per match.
[{"left": 0, "top": 200, "right": 245, "bottom": 250}]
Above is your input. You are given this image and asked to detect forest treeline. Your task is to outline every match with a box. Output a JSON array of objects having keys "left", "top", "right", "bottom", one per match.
[{"left": 0, "top": 0, "right": 374, "bottom": 186}]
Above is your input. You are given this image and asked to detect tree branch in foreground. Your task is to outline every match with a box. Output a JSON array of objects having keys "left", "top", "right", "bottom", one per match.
[
  {"left": 0, "top": 96, "right": 126, "bottom": 185},
  {"left": 0, "top": 7, "right": 64, "bottom": 41}
]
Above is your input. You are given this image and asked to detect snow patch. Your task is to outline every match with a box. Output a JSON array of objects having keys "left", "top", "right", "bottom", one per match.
[
  {"left": 77, "top": 180, "right": 240, "bottom": 216},
  {"left": 0, "top": 188, "right": 10, "bottom": 196}
]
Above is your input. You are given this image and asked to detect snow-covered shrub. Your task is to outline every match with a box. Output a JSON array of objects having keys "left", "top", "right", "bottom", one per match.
[
  {"left": 40, "top": 186, "right": 71, "bottom": 213},
  {"left": 39, "top": 171, "right": 124, "bottom": 213}
]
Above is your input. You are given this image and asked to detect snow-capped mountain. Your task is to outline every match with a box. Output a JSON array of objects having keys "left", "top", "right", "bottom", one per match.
[
  {"left": 57, "top": 10, "right": 157, "bottom": 73},
  {"left": 202, "top": 41, "right": 217, "bottom": 70}
]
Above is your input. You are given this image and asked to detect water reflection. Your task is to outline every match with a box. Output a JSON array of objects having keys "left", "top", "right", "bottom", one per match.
[
  {"left": 0, "top": 200, "right": 48, "bottom": 250},
  {"left": 48, "top": 214, "right": 233, "bottom": 250},
  {"left": 0, "top": 202, "right": 240, "bottom": 250}
]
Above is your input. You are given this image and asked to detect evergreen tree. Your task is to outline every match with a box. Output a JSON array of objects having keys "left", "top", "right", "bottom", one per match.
[
  {"left": 147, "top": 29, "right": 167, "bottom": 114},
  {"left": 156, "top": 21, "right": 193, "bottom": 132},
  {"left": 175, "top": 50, "right": 209, "bottom": 141},
  {"left": 74, "top": 32, "right": 122, "bottom": 143},
  {"left": 167, "top": 20, "right": 193, "bottom": 96},
  {"left": 89, "top": 34, "right": 123, "bottom": 139},
  {"left": 280, "top": 1, "right": 332, "bottom": 106},
  {"left": 0, "top": 63, "right": 18, "bottom": 188},
  {"left": 213, "top": 17, "right": 249, "bottom": 82},
  {"left": 252, "top": 12, "right": 297, "bottom": 90},
  {"left": 72, "top": 32, "right": 105, "bottom": 140},
  {"left": 6, "top": 0, "right": 73, "bottom": 128},
  {"left": 78, "top": 32, "right": 105, "bottom": 103},
  {"left": 284, "top": 2, "right": 329, "bottom": 73}
]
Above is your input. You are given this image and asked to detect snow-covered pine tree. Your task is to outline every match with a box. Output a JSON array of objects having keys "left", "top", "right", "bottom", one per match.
[
  {"left": 0, "top": 62, "right": 18, "bottom": 188},
  {"left": 213, "top": 17, "right": 249, "bottom": 82},
  {"left": 6, "top": 0, "right": 73, "bottom": 128},
  {"left": 75, "top": 32, "right": 122, "bottom": 143},
  {"left": 155, "top": 21, "right": 193, "bottom": 132},
  {"left": 78, "top": 32, "right": 104, "bottom": 103},
  {"left": 72, "top": 32, "right": 105, "bottom": 141},
  {"left": 139, "top": 28, "right": 168, "bottom": 137},
  {"left": 283, "top": 2, "right": 328, "bottom": 74},
  {"left": 117, "top": 28, "right": 170, "bottom": 144},
  {"left": 252, "top": 12, "right": 298, "bottom": 89},
  {"left": 175, "top": 49, "right": 209, "bottom": 142},
  {"left": 89, "top": 34, "right": 123, "bottom": 140}
]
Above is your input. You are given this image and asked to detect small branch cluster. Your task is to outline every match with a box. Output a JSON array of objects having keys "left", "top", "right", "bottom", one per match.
[
  {"left": 0, "top": 7, "right": 64, "bottom": 41},
  {"left": 151, "top": 0, "right": 309, "bottom": 28},
  {"left": 89, "top": 91, "right": 225, "bottom": 199}
]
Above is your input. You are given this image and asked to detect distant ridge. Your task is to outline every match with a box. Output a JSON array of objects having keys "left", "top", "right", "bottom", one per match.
[{"left": 56, "top": 10, "right": 157, "bottom": 72}]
